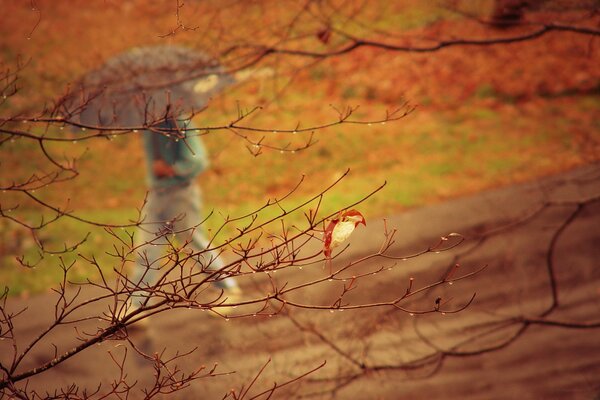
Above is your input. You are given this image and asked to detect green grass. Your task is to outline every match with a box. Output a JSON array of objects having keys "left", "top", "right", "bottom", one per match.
[
  {"left": 2, "top": 94, "right": 596, "bottom": 296},
  {"left": 0, "top": 208, "right": 140, "bottom": 295},
  {"left": 0, "top": 100, "right": 588, "bottom": 295},
  {"left": 367, "top": 3, "right": 458, "bottom": 32}
]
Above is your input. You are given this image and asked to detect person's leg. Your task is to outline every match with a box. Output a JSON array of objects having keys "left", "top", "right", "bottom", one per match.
[
  {"left": 189, "top": 227, "right": 238, "bottom": 289},
  {"left": 174, "top": 184, "right": 239, "bottom": 290}
]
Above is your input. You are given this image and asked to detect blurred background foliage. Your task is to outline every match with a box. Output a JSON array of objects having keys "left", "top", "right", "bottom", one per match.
[{"left": 0, "top": 0, "right": 598, "bottom": 294}]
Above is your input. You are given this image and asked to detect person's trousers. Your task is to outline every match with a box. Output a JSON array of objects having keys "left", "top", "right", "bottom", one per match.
[{"left": 131, "top": 183, "right": 235, "bottom": 307}]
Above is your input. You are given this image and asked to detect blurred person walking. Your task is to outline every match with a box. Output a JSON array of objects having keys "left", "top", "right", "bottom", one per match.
[
  {"left": 64, "top": 45, "right": 248, "bottom": 319},
  {"left": 131, "top": 115, "right": 242, "bottom": 311}
]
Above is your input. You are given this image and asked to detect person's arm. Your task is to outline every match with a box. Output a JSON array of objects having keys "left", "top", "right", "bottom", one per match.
[
  {"left": 171, "top": 121, "right": 209, "bottom": 179},
  {"left": 153, "top": 158, "right": 176, "bottom": 178}
]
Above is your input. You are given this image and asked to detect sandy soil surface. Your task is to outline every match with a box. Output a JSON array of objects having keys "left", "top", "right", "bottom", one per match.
[{"left": 2, "top": 164, "right": 600, "bottom": 399}]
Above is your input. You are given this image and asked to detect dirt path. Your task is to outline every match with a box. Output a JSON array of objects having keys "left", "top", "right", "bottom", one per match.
[{"left": 2, "top": 164, "right": 600, "bottom": 399}]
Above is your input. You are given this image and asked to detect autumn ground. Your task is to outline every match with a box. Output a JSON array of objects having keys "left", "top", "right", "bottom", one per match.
[{"left": 3, "top": 163, "right": 600, "bottom": 399}]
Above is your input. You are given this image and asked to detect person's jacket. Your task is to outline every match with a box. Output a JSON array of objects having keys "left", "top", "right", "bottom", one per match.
[{"left": 142, "top": 118, "right": 209, "bottom": 189}]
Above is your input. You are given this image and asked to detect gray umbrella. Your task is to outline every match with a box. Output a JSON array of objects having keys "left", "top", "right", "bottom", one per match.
[{"left": 69, "top": 45, "right": 235, "bottom": 127}]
